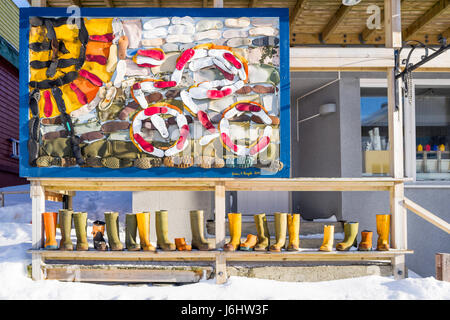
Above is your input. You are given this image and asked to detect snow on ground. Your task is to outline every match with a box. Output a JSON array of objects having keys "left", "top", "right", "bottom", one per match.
[{"left": 1, "top": 184, "right": 450, "bottom": 300}]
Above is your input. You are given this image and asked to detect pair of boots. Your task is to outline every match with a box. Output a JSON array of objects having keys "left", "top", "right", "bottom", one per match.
[
  {"left": 319, "top": 222, "right": 359, "bottom": 252},
  {"left": 223, "top": 213, "right": 300, "bottom": 252},
  {"left": 319, "top": 214, "right": 391, "bottom": 252},
  {"left": 358, "top": 215, "right": 391, "bottom": 251},
  {"left": 125, "top": 212, "right": 155, "bottom": 251},
  {"left": 43, "top": 210, "right": 92, "bottom": 251}
]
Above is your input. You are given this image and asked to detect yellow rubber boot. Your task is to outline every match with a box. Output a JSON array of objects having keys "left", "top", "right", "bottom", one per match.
[
  {"left": 155, "top": 210, "right": 176, "bottom": 251},
  {"left": 319, "top": 225, "right": 334, "bottom": 252},
  {"left": 43, "top": 212, "right": 58, "bottom": 250},
  {"left": 223, "top": 213, "right": 241, "bottom": 251},
  {"left": 287, "top": 213, "right": 300, "bottom": 251},
  {"left": 336, "top": 222, "right": 358, "bottom": 251},
  {"left": 376, "top": 214, "right": 391, "bottom": 251},
  {"left": 254, "top": 213, "right": 270, "bottom": 251},
  {"left": 136, "top": 212, "right": 156, "bottom": 252},
  {"left": 269, "top": 212, "right": 287, "bottom": 252}
]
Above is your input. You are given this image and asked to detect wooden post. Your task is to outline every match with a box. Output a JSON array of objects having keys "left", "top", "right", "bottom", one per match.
[
  {"left": 30, "top": 180, "right": 45, "bottom": 280},
  {"left": 436, "top": 253, "right": 450, "bottom": 282},
  {"left": 385, "top": 0, "right": 407, "bottom": 278},
  {"left": 213, "top": 0, "right": 223, "bottom": 8},
  {"left": 31, "top": 0, "right": 47, "bottom": 7},
  {"left": 215, "top": 252, "right": 227, "bottom": 284},
  {"left": 214, "top": 183, "right": 226, "bottom": 249},
  {"left": 391, "top": 255, "right": 407, "bottom": 280}
]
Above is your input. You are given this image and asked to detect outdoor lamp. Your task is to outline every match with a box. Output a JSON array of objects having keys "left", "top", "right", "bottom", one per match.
[
  {"left": 342, "top": 0, "right": 362, "bottom": 6},
  {"left": 297, "top": 103, "right": 337, "bottom": 124}
]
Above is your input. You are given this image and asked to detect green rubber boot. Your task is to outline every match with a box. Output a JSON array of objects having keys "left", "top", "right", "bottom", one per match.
[
  {"left": 336, "top": 222, "right": 359, "bottom": 251},
  {"left": 58, "top": 209, "right": 73, "bottom": 251},
  {"left": 190, "top": 210, "right": 214, "bottom": 251},
  {"left": 73, "top": 211, "right": 89, "bottom": 251},
  {"left": 269, "top": 212, "right": 287, "bottom": 252},
  {"left": 125, "top": 213, "right": 141, "bottom": 251},
  {"left": 254, "top": 213, "right": 270, "bottom": 251},
  {"left": 104, "top": 211, "right": 124, "bottom": 251},
  {"left": 155, "top": 210, "right": 176, "bottom": 251}
]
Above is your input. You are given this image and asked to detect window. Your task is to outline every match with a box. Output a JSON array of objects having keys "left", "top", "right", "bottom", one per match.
[
  {"left": 415, "top": 87, "right": 450, "bottom": 181},
  {"left": 10, "top": 138, "right": 19, "bottom": 159},
  {"left": 361, "top": 87, "right": 389, "bottom": 176}
]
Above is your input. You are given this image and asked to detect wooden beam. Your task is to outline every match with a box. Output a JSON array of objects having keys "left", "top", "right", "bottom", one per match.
[
  {"left": 403, "top": 0, "right": 450, "bottom": 41},
  {"left": 31, "top": 0, "right": 46, "bottom": 6},
  {"left": 289, "top": 0, "right": 307, "bottom": 31},
  {"left": 385, "top": 0, "right": 402, "bottom": 48},
  {"left": 203, "top": 0, "right": 208, "bottom": 8},
  {"left": 361, "top": 0, "right": 406, "bottom": 43},
  {"left": 214, "top": 183, "right": 226, "bottom": 249},
  {"left": 154, "top": 0, "right": 160, "bottom": 7},
  {"left": 249, "top": 0, "right": 258, "bottom": 8},
  {"left": 436, "top": 253, "right": 450, "bottom": 282},
  {"left": 104, "top": 0, "right": 113, "bottom": 7},
  {"left": 442, "top": 27, "right": 450, "bottom": 39},
  {"left": 404, "top": 197, "right": 450, "bottom": 234},
  {"left": 71, "top": 0, "right": 81, "bottom": 6},
  {"left": 320, "top": 5, "right": 353, "bottom": 43}
]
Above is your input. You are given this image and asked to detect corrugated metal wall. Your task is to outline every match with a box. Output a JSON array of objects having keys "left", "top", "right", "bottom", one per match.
[{"left": 0, "top": 0, "right": 19, "bottom": 51}]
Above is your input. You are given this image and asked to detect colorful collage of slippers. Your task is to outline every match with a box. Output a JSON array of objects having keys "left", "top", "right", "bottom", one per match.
[{"left": 27, "top": 15, "right": 283, "bottom": 172}]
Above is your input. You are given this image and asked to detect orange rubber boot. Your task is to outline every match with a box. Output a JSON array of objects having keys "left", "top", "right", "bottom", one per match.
[
  {"left": 358, "top": 230, "right": 373, "bottom": 251},
  {"left": 175, "top": 238, "right": 192, "bottom": 251},
  {"left": 136, "top": 212, "right": 156, "bottom": 252},
  {"left": 239, "top": 234, "right": 258, "bottom": 251},
  {"left": 43, "top": 212, "right": 58, "bottom": 250}
]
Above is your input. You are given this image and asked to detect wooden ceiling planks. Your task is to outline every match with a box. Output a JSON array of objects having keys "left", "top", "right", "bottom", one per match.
[{"left": 33, "top": 0, "right": 450, "bottom": 46}]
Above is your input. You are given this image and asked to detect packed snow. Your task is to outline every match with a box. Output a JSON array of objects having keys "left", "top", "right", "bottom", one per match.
[{"left": 1, "top": 184, "right": 450, "bottom": 300}]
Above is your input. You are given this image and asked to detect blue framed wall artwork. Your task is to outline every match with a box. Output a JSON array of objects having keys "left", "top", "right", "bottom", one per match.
[{"left": 19, "top": 7, "right": 290, "bottom": 178}]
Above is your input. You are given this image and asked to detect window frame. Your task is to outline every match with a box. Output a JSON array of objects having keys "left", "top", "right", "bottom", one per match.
[{"left": 360, "top": 78, "right": 450, "bottom": 183}]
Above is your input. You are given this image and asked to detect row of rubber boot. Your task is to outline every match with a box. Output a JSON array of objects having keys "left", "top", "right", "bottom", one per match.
[
  {"left": 43, "top": 209, "right": 110, "bottom": 251},
  {"left": 319, "top": 214, "right": 391, "bottom": 252},
  {"left": 43, "top": 209, "right": 214, "bottom": 251},
  {"left": 224, "top": 213, "right": 300, "bottom": 252},
  {"left": 125, "top": 210, "right": 215, "bottom": 251}
]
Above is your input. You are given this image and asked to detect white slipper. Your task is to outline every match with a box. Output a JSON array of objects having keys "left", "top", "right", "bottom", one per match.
[
  {"left": 99, "top": 86, "right": 117, "bottom": 111},
  {"left": 141, "top": 38, "right": 166, "bottom": 47},
  {"left": 106, "top": 44, "right": 118, "bottom": 73},
  {"left": 166, "top": 34, "right": 194, "bottom": 43},
  {"left": 143, "top": 27, "right": 168, "bottom": 39},
  {"left": 168, "top": 24, "right": 195, "bottom": 35},
  {"left": 225, "top": 17, "right": 250, "bottom": 28},
  {"left": 136, "top": 56, "right": 164, "bottom": 66},
  {"left": 222, "top": 29, "right": 249, "bottom": 39},
  {"left": 189, "top": 57, "right": 215, "bottom": 72},
  {"left": 150, "top": 114, "right": 169, "bottom": 139},
  {"left": 125, "top": 60, "right": 151, "bottom": 77},
  {"left": 199, "top": 133, "right": 220, "bottom": 146},
  {"left": 180, "top": 90, "right": 199, "bottom": 114},
  {"left": 251, "top": 18, "right": 277, "bottom": 27},
  {"left": 226, "top": 37, "right": 252, "bottom": 47},
  {"left": 249, "top": 27, "right": 278, "bottom": 37},
  {"left": 172, "top": 16, "right": 195, "bottom": 27},
  {"left": 113, "top": 60, "right": 127, "bottom": 88},
  {"left": 196, "top": 19, "right": 223, "bottom": 32},
  {"left": 112, "top": 18, "right": 123, "bottom": 44},
  {"left": 194, "top": 30, "right": 222, "bottom": 41},
  {"left": 161, "top": 43, "right": 179, "bottom": 52},
  {"left": 143, "top": 17, "right": 170, "bottom": 30},
  {"left": 133, "top": 87, "right": 148, "bottom": 108}
]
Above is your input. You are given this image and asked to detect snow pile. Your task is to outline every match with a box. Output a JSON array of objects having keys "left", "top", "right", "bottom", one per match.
[{"left": 1, "top": 185, "right": 450, "bottom": 300}]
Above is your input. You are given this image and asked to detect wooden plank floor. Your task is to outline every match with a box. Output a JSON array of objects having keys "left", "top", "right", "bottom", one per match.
[{"left": 28, "top": 249, "right": 413, "bottom": 262}]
